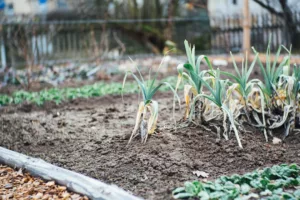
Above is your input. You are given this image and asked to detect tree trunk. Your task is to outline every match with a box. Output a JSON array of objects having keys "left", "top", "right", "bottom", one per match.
[
  {"left": 279, "top": 0, "right": 297, "bottom": 47},
  {"left": 164, "top": 0, "right": 176, "bottom": 41},
  {"left": 253, "top": 0, "right": 297, "bottom": 47}
]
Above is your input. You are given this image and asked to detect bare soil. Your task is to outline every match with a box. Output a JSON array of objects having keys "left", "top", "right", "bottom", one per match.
[{"left": 1, "top": 91, "right": 300, "bottom": 200}]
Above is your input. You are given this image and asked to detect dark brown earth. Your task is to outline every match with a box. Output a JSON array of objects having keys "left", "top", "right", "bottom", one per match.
[{"left": 1, "top": 91, "right": 300, "bottom": 200}]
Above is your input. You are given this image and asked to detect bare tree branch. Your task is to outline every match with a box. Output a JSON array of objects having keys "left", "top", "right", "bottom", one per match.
[
  {"left": 278, "top": 0, "right": 294, "bottom": 24},
  {"left": 252, "top": 0, "right": 283, "bottom": 16}
]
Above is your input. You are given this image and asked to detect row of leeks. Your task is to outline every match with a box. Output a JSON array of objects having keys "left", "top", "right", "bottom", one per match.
[
  {"left": 177, "top": 40, "right": 298, "bottom": 148},
  {"left": 124, "top": 40, "right": 299, "bottom": 148}
]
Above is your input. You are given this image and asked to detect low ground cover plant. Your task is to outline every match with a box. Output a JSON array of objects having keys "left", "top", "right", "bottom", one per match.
[
  {"left": 0, "top": 76, "right": 179, "bottom": 106},
  {"left": 173, "top": 164, "right": 300, "bottom": 200}
]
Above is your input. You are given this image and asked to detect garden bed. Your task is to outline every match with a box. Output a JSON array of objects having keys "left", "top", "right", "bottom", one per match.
[{"left": 1, "top": 92, "right": 300, "bottom": 200}]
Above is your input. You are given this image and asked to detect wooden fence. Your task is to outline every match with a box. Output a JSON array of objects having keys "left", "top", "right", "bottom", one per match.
[
  {"left": 0, "top": 17, "right": 210, "bottom": 68},
  {"left": 211, "top": 12, "right": 300, "bottom": 53},
  {"left": 0, "top": 13, "right": 299, "bottom": 69}
]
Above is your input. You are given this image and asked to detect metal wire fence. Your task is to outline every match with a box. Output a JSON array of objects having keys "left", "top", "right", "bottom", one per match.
[
  {"left": 0, "top": 17, "right": 211, "bottom": 69},
  {"left": 0, "top": 13, "right": 299, "bottom": 69}
]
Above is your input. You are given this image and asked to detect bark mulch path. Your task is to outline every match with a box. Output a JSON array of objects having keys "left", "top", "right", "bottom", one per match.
[{"left": 0, "top": 165, "right": 88, "bottom": 200}]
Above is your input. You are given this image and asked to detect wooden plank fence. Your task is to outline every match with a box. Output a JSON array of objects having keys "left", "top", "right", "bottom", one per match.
[{"left": 211, "top": 12, "right": 300, "bottom": 54}]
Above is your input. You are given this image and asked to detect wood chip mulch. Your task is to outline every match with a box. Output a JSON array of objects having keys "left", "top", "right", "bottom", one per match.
[{"left": 0, "top": 165, "right": 89, "bottom": 200}]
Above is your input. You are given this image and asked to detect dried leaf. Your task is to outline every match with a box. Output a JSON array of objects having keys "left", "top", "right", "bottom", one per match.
[
  {"left": 34, "top": 193, "right": 43, "bottom": 199},
  {"left": 33, "top": 181, "right": 40, "bottom": 187},
  {"left": 71, "top": 194, "right": 81, "bottom": 200},
  {"left": 192, "top": 170, "right": 209, "bottom": 178},
  {"left": 61, "top": 191, "right": 70, "bottom": 199},
  {"left": 45, "top": 181, "right": 55, "bottom": 187},
  {"left": 16, "top": 168, "right": 23, "bottom": 177},
  {"left": 42, "top": 194, "right": 50, "bottom": 200},
  {"left": 58, "top": 186, "right": 67, "bottom": 191},
  {"left": 0, "top": 165, "right": 86, "bottom": 200}
]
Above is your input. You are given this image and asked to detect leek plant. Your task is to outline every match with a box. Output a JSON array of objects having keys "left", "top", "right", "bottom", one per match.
[
  {"left": 176, "top": 40, "right": 299, "bottom": 148},
  {"left": 252, "top": 44, "right": 289, "bottom": 106},
  {"left": 193, "top": 69, "right": 243, "bottom": 148},
  {"left": 220, "top": 53, "right": 268, "bottom": 141},
  {"left": 176, "top": 40, "right": 213, "bottom": 120},
  {"left": 251, "top": 44, "right": 294, "bottom": 139},
  {"left": 123, "top": 58, "right": 180, "bottom": 144},
  {"left": 177, "top": 40, "right": 244, "bottom": 147},
  {"left": 220, "top": 52, "right": 258, "bottom": 107}
]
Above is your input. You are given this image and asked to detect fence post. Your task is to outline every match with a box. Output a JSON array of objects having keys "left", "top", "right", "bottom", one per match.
[{"left": 243, "top": 0, "right": 251, "bottom": 55}]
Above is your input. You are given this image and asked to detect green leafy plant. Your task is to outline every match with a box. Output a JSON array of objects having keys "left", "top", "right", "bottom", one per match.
[
  {"left": 252, "top": 44, "right": 290, "bottom": 105},
  {"left": 0, "top": 76, "right": 180, "bottom": 107},
  {"left": 221, "top": 52, "right": 258, "bottom": 107},
  {"left": 173, "top": 164, "right": 300, "bottom": 200}
]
